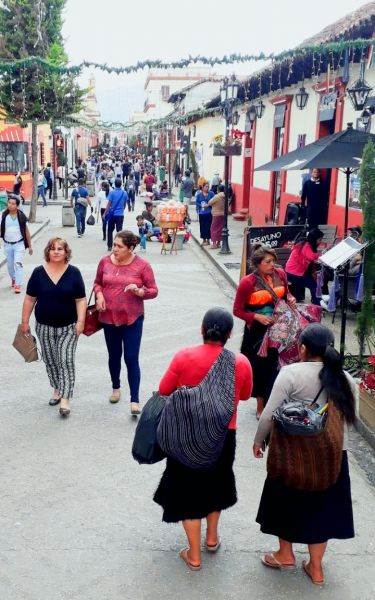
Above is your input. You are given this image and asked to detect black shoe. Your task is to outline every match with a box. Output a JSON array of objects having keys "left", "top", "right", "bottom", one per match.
[
  {"left": 59, "top": 407, "right": 70, "bottom": 417},
  {"left": 49, "top": 396, "right": 61, "bottom": 406}
]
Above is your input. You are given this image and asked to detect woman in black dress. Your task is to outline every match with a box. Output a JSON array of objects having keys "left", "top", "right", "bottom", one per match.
[{"left": 253, "top": 324, "right": 356, "bottom": 586}]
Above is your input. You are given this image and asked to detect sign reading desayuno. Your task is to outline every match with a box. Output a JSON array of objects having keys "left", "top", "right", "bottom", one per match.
[
  {"left": 319, "top": 91, "right": 337, "bottom": 122},
  {"left": 247, "top": 225, "right": 304, "bottom": 248}
]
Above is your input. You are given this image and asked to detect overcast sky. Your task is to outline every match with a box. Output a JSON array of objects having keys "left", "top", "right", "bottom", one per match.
[{"left": 62, "top": 0, "right": 370, "bottom": 121}]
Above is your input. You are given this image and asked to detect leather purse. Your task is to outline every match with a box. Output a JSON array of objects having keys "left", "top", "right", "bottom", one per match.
[
  {"left": 82, "top": 290, "right": 103, "bottom": 337},
  {"left": 12, "top": 325, "right": 39, "bottom": 362}
]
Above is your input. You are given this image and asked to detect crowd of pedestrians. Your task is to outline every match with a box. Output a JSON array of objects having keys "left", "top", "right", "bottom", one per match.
[{"left": 0, "top": 147, "right": 359, "bottom": 589}]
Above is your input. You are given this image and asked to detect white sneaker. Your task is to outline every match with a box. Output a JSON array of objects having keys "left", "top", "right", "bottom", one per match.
[
  {"left": 321, "top": 294, "right": 330, "bottom": 302},
  {"left": 320, "top": 299, "right": 329, "bottom": 311}
]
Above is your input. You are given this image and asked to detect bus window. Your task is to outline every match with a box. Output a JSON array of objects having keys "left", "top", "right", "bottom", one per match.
[{"left": 0, "top": 142, "right": 29, "bottom": 173}]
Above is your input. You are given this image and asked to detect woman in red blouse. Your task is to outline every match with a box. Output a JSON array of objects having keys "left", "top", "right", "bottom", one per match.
[
  {"left": 94, "top": 230, "right": 158, "bottom": 414},
  {"left": 233, "top": 243, "right": 296, "bottom": 419},
  {"left": 153, "top": 308, "right": 252, "bottom": 571}
]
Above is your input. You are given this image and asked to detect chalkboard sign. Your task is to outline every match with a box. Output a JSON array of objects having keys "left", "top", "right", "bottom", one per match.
[{"left": 240, "top": 225, "right": 304, "bottom": 277}]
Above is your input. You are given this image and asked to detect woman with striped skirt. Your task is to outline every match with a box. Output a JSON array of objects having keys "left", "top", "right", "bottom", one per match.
[{"left": 21, "top": 237, "right": 86, "bottom": 417}]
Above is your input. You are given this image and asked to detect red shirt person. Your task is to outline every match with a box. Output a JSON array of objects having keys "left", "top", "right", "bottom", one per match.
[
  {"left": 154, "top": 307, "right": 252, "bottom": 571},
  {"left": 94, "top": 230, "right": 158, "bottom": 414}
]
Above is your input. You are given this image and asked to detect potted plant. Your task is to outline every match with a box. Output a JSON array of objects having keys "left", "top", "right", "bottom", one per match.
[
  {"left": 359, "top": 356, "right": 375, "bottom": 429},
  {"left": 212, "top": 132, "right": 242, "bottom": 157}
]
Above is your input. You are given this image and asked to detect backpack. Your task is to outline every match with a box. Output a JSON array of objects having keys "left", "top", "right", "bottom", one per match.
[{"left": 157, "top": 348, "right": 236, "bottom": 469}]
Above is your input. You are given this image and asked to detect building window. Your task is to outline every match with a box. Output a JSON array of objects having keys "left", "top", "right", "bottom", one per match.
[
  {"left": 0, "top": 142, "right": 29, "bottom": 172},
  {"left": 161, "top": 85, "right": 170, "bottom": 101},
  {"left": 192, "top": 125, "right": 196, "bottom": 137},
  {"left": 40, "top": 142, "right": 45, "bottom": 166}
]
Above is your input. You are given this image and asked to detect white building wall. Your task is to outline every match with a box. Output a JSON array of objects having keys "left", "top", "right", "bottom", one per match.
[
  {"left": 231, "top": 112, "right": 245, "bottom": 185},
  {"left": 194, "top": 115, "right": 226, "bottom": 181},
  {"left": 252, "top": 99, "right": 275, "bottom": 190}
]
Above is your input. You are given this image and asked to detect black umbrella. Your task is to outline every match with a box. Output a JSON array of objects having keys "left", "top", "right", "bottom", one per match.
[
  {"left": 255, "top": 123, "right": 374, "bottom": 357},
  {"left": 256, "top": 123, "right": 375, "bottom": 232}
]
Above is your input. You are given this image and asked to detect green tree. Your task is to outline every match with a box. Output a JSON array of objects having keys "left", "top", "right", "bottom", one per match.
[
  {"left": 0, "top": 0, "right": 84, "bottom": 221},
  {"left": 356, "top": 139, "right": 375, "bottom": 359}
]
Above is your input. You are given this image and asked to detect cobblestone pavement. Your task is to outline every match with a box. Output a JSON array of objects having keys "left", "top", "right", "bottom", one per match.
[{"left": 0, "top": 200, "right": 374, "bottom": 600}]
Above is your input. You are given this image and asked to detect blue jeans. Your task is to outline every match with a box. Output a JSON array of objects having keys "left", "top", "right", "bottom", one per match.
[
  {"left": 103, "top": 316, "right": 144, "bottom": 400},
  {"left": 38, "top": 185, "right": 46, "bottom": 206},
  {"left": 286, "top": 272, "right": 319, "bottom": 305},
  {"left": 74, "top": 204, "right": 87, "bottom": 235},
  {"left": 107, "top": 215, "right": 124, "bottom": 249},
  {"left": 4, "top": 241, "right": 25, "bottom": 285}
]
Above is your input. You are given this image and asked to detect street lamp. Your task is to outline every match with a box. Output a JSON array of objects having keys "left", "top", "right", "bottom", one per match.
[
  {"left": 219, "top": 73, "right": 240, "bottom": 255},
  {"left": 295, "top": 86, "right": 309, "bottom": 110},
  {"left": 347, "top": 63, "right": 373, "bottom": 111},
  {"left": 166, "top": 121, "right": 173, "bottom": 196},
  {"left": 360, "top": 107, "right": 372, "bottom": 129},
  {"left": 247, "top": 105, "right": 257, "bottom": 124},
  {"left": 255, "top": 100, "right": 266, "bottom": 119}
]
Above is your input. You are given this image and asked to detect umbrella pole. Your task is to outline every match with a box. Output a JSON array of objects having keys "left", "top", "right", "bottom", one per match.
[{"left": 339, "top": 169, "right": 351, "bottom": 359}]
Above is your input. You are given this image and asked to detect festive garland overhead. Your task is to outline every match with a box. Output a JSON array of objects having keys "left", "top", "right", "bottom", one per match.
[{"left": 0, "top": 38, "right": 371, "bottom": 74}]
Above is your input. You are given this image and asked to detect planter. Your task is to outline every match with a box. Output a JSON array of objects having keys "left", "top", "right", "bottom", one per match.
[
  {"left": 359, "top": 387, "right": 375, "bottom": 430},
  {"left": 213, "top": 144, "right": 242, "bottom": 157}
]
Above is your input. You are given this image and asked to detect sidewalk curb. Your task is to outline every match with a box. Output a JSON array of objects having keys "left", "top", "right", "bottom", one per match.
[
  {"left": 190, "top": 230, "right": 238, "bottom": 291},
  {"left": 355, "top": 416, "right": 375, "bottom": 452},
  {"left": 0, "top": 218, "right": 50, "bottom": 269}
]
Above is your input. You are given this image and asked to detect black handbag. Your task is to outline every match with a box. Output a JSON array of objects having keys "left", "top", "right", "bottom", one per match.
[
  {"left": 272, "top": 387, "right": 326, "bottom": 436},
  {"left": 86, "top": 208, "right": 95, "bottom": 225},
  {"left": 132, "top": 392, "right": 166, "bottom": 464}
]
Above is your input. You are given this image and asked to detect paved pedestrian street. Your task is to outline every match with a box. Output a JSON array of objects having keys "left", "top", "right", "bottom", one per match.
[{"left": 0, "top": 202, "right": 374, "bottom": 600}]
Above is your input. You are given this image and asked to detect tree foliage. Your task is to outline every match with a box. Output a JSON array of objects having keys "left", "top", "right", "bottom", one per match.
[
  {"left": 357, "top": 139, "right": 375, "bottom": 356},
  {"left": 0, "top": 0, "right": 84, "bottom": 123}
]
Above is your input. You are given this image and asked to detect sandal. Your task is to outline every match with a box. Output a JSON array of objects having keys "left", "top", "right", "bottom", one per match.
[
  {"left": 261, "top": 553, "right": 296, "bottom": 569},
  {"left": 302, "top": 560, "right": 325, "bottom": 585},
  {"left": 130, "top": 402, "right": 141, "bottom": 415},
  {"left": 206, "top": 537, "right": 221, "bottom": 552},
  {"left": 179, "top": 548, "right": 201, "bottom": 571}
]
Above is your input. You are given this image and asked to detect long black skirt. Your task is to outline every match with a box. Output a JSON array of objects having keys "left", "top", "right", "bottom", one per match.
[
  {"left": 256, "top": 451, "right": 354, "bottom": 544},
  {"left": 240, "top": 322, "right": 278, "bottom": 401},
  {"left": 153, "top": 430, "right": 237, "bottom": 523},
  {"left": 199, "top": 212, "right": 212, "bottom": 240}
]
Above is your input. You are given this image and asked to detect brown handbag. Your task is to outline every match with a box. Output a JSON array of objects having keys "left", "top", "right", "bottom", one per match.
[
  {"left": 82, "top": 290, "right": 103, "bottom": 337},
  {"left": 266, "top": 395, "right": 344, "bottom": 492},
  {"left": 12, "top": 325, "right": 39, "bottom": 363}
]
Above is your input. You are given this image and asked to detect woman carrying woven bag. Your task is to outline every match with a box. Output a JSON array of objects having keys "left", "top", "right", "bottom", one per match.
[
  {"left": 253, "top": 323, "right": 357, "bottom": 586},
  {"left": 153, "top": 308, "right": 252, "bottom": 571}
]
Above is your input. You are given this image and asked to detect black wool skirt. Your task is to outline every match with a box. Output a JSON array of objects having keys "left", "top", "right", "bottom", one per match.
[
  {"left": 153, "top": 430, "right": 237, "bottom": 523},
  {"left": 240, "top": 322, "right": 279, "bottom": 401},
  {"left": 199, "top": 212, "right": 212, "bottom": 240},
  {"left": 256, "top": 451, "right": 355, "bottom": 544}
]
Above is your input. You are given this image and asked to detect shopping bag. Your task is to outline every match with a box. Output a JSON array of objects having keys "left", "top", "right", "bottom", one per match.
[
  {"left": 132, "top": 392, "right": 166, "bottom": 464},
  {"left": 12, "top": 325, "right": 39, "bottom": 362}
]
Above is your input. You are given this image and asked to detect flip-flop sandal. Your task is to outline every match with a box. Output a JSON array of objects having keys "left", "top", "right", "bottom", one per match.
[
  {"left": 302, "top": 560, "right": 325, "bottom": 585},
  {"left": 261, "top": 553, "right": 296, "bottom": 569},
  {"left": 179, "top": 548, "right": 201, "bottom": 571},
  {"left": 206, "top": 537, "right": 221, "bottom": 552}
]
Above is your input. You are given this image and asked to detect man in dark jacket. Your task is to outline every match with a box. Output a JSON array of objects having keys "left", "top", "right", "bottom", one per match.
[
  {"left": 301, "top": 168, "right": 328, "bottom": 229},
  {"left": 44, "top": 162, "right": 54, "bottom": 199}
]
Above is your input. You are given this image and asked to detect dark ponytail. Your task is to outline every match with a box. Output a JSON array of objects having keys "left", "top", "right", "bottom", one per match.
[
  {"left": 299, "top": 324, "right": 356, "bottom": 424},
  {"left": 319, "top": 346, "right": 356, "bottom": 424}
]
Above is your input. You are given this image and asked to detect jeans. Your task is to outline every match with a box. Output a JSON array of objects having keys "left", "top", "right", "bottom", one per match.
[
  {"left": 107, "top": 215, "right": 124, "bottom": 249},
  {"left": 103, "top": 316, "right": 144, "bottom": 400},
  {"left": 46, "top": 178, "right": 53, "bottom": 199},
  {"left": 4, "top": 241, "right": 25, "bottom": 285},
  {"left": 127, "top": 190, "right": 135, "bottom": 210},
  {"left": 100, "top": 208, "right": 107, "bottom": 240},
  {"left": 38, "top": 185, "right": 46, "bottom": 206},
  {"left": 74, "top": 204, "right": 87, "bottom": 235},
  {"left": 286, "top": 272, "right": 320, "bottom": 305}
]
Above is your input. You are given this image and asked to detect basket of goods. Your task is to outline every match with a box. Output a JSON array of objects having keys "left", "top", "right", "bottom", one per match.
[{"left": 157, "top": 200, "right": 186, "bottom": 228}]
